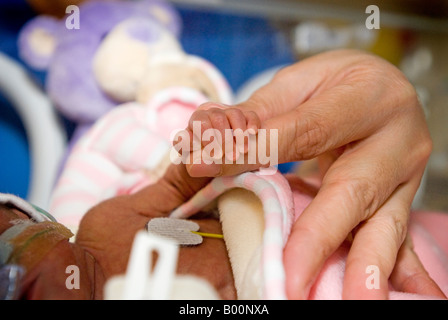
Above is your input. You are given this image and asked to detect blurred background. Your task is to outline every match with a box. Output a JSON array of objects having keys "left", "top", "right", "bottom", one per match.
[{"left": 0, "top": 0, "right": 447, "bottom": 211}]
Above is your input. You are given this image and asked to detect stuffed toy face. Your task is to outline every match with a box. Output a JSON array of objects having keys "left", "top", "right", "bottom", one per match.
[
  {"left": 92, "top": 16, "right": 183, "bottom": 103},
  {"left": 18, "top": 0, "right": 182, "bottom": 124}
]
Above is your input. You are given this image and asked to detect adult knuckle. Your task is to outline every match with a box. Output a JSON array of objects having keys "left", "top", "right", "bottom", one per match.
[
  {"left": 374, "top": 214, "right": 408, "bottom": 247},
  {"left": 383, "top": 66, "right": 421, "bottom": 114},
  {"left": 393, "top": 215, "right": 408, "bottom": 245},
  {"left": 291, "top": 114, "right": 327, "bottom": 160},
  {"left": 293, "top": 223, "right": 336, "bottom": 259},
  {"left": 416, "top": 137, "right": 433, "bottom": 164},
  {"left": 422, "top": 138, "right": 433, "bottom": 157},
  {"left": 330, "top": 176, "right": 379, "bottom": 221},
  {"left": 352, "top": 56, "right": 420, "bottom": 113}
]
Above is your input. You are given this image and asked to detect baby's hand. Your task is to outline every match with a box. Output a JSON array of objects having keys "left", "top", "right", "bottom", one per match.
[
  {"left": 191, "top": 103, "right": 261, "bottom": 159},
  {"left": 177, "top": 102, "right": 260, "bottom": 157},
  {"left": 173, "top": 103, "right": 261, "bottom": 177}
]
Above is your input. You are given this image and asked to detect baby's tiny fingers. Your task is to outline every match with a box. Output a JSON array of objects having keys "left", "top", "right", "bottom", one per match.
[
  {"left": 208, "top": 108, "right": 231, "bottom": 160},
  {"left": 196, "top": 102, "right": 227, "bottom": 111},
  {"left": 245, "top": 110, "right": 261, "bottom": 134},
  {"left": 188, "top": 110, "right": 214, "bottom": 149},
  {"left": 224, "top": 108, "right": 248, "bottom": 154},
  {"left": 225, "top": 108, "right": 248, "bottom": 132}
]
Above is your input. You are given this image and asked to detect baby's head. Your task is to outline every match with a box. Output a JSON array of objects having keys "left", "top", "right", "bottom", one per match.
[{"left": 0, "top": 200, "right": 93, "bottom": 299}]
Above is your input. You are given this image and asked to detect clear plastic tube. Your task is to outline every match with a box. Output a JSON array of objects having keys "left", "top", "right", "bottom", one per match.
[{"left": 0, "top": 264, "right": 25, "bottom": 300}]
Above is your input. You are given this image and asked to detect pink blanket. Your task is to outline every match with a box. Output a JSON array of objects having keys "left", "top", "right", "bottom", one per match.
[{"left": 171, "top": 170, "right": 448, "bottom": 300}]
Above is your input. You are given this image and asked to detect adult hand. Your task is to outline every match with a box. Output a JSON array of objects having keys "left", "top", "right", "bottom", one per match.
[{"left": 187, "top": 49, "right": 444, "bottom": 299}]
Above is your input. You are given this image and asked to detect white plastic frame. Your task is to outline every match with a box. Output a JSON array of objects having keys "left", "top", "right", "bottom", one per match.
[{"left": 0, "top": 52, "right": 66, "bottom": 209}]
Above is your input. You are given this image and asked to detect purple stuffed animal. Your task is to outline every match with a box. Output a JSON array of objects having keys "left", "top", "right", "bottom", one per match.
[{"left": 18, "top": 0, "right": 182, "bottom": 150}]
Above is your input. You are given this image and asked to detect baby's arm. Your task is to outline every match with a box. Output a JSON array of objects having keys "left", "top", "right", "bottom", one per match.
[{"left": 130, "top": 162, "right": 213, "bottom": 216}]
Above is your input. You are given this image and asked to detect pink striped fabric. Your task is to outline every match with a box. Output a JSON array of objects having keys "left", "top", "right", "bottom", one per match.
[
  {"left": 49, "top": 87, "right": 210, "bottom": 229},
  {"left": 49, "top": 104, "right": 171, "bottom": 228},
  {"left": 49, "top": 55, "right": 234, "bottom": 230},
  {"left": 170, "top": 169, "right": 295, "bottom": 300}
]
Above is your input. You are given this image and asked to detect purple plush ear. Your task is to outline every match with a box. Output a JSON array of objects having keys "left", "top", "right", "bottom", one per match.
[
  {"left": 18, "top": 15, "right": 61, "bottom": 70},
  {"left": 138, "top": 0, "right": 182, "bottom": 37}
]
